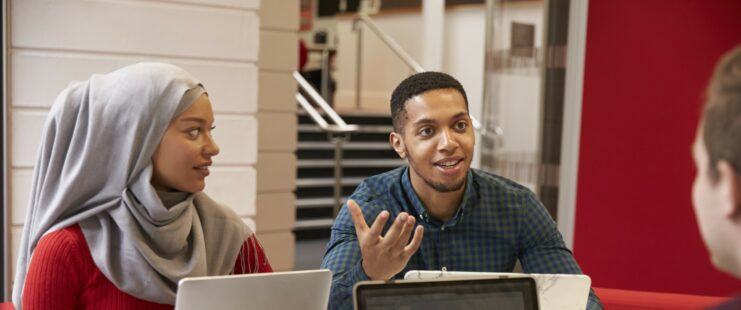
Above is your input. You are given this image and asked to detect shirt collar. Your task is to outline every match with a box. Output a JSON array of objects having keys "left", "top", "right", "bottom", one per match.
[{"left": 401, "top": 166, "right": 476, "bottom": 228}]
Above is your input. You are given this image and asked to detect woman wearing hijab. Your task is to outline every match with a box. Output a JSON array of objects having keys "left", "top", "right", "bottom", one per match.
[{"left": 13, "top": 62, "right": 272, "bottom": 309}]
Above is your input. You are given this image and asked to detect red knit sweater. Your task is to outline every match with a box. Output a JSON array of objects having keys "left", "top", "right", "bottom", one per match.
[{"left": 23, "top": 224, "right": 273, "bottom": 309}]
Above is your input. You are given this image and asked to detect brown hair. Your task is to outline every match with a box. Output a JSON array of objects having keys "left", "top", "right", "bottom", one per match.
[{"left": 702, "top": 45, "right": 741, "bottom": 181}]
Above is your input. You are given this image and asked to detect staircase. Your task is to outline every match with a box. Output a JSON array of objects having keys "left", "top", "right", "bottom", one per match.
[{"left": 295, "top": 112, "right": 404, "bottom": 240}]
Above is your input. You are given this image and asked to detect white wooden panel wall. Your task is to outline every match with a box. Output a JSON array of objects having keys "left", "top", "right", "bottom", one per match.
[
  {"left": 8, "top": 0, "right": 261, "bottom": 282},
  {"left": 256, "top": 0, "right": 299, "bottom": 271},
  {"left": 11, "top": 0, "right": 259, "bottom": 61},
  {"left": 11, "top": 52, "right": 259, "bottom": 113}
]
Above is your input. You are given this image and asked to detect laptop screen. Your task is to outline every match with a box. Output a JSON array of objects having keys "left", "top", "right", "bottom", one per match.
[{"left": 354, "top": 277, "right": 539, "bottom": 310}]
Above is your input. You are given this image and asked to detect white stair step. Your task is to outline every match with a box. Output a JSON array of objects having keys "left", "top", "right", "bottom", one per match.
[
  {"left": 298, "top": 124, "right": 392, "bottom": 134},
  {"left": 296, "top": 177, "right": 364, "bottom": 187},
  {"left": 296, "top": 197, "right": 347, "bottom": 208},
  {"left": 294, "top": 218, "right": 335, "bottom": 230},
  {"left": 297, "top": 141, "right": 392, "bottom": 150},
  {"left": 298, "top": 159, "right": 406, "bottom": 168}
]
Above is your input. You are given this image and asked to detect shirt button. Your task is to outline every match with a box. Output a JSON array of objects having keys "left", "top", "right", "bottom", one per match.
[{"left": 441, "top": 226, "right": 446, "bottom": 231}]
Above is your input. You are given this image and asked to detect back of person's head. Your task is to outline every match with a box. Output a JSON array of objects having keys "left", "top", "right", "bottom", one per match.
[
  {"left": 702, "top": 46, "right": 741, "bottom": 180},
  {"left": 692, "top": 45, "right": 741, "bottom": 282},
  {"left": 390, "top": 71, "right": 469, "bottom": 132}
]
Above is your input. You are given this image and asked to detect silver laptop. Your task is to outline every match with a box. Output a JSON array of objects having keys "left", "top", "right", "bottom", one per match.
[
  {"left": 175, "top": 269, "right": 332, "bottom": 310},
  {"left": 405, "top": 270, "right": 591, "bottom": 310},
  {"left": 354, "top": 276, "right": 539, "bottom": 310}
]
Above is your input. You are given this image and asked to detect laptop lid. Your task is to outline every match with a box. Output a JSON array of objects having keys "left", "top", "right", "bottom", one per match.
[
  {"left": 354, "top": 277, "right": 539, "bottom": 310},
  {"left": 175, "top": 269, "right": 332, "bottom": 310},
  {"left": 404, "top": 270, "right": 591, "bottom": 310}
]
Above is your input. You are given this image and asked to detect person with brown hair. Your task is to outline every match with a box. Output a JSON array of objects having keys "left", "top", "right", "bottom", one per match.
[{"left": 691, "top": 45, "right": 741, "bottom": 309}]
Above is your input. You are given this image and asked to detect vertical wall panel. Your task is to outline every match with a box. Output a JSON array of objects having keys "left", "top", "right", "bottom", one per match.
[
  {"left": 258, "top": 71, "right": 297, "bottom": 113},
  {"left": 574, "top": 0, "right": 741, "bottom": 296},
  {"left": 256, "top": 153, "right": 297, "bottom": 193},
  {"left": 257, "top": 112, "right": 297, "bottom": 152},
  {"left": 256, "top": 0, "right": 298, "bottom": 270},
  {"left": 259, "top": 30, "right": 299, "bottom": 72},
  {"left": 260, "top": 0, "right": 300, "bottom": 30},
  {"left": 254, "top": 193, "right": 296, "bottom": 233},
  {"left": 259, "top": 232, "right": 295, "bottom": 271}
]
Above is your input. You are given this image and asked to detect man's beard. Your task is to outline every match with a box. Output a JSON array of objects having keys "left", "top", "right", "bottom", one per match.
[{"left": 421, "top": 174, "right": 466, "bottom": 193}]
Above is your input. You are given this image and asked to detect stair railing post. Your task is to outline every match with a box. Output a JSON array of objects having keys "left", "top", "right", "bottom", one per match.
[
  {"left": 331, "top": 135, "right": 347, "bottom": 217},
  {"left": 321, "top": 47, "right": 331, "bottom": 102},
  {"left": 354, "top": 19, "right": 363, "bottom": 110}
]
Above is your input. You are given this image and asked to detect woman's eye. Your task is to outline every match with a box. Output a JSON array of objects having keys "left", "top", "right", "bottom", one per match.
[
  {"left": 187, "top": 128, "right": 200, "bottom": 138},
  {"left": 209, "top": 126, "right": 216, "bottom": 136}
]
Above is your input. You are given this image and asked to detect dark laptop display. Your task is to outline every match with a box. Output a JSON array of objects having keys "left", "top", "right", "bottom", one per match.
[{"left": 354, "top": 277, "right": 539, "bottom": 310}]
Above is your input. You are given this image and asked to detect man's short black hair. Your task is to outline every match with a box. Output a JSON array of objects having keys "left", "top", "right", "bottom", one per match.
[{"left": 390, "top": 71, "right": 469, "bottom": 132}]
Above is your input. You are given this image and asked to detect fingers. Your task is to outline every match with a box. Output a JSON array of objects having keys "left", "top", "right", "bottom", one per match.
[
  {"left": 368, "top": 210, "right": 390, "bottom": 238},
  {"left": 347, "top": 200, "right": 370, "bottom": 236},
  {"left": 382, "top": 212, "right": 408, "bottom": 244},
  {"left": 396, "top": 215, "right": 416, "bottom": 248},
  {"left": 403, "top": 225, "right": 425, "bottom": 257}
]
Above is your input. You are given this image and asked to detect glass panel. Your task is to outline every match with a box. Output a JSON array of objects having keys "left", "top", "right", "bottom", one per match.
[{"left": 480, "top": 0, "right": 570, "bottom": 219}]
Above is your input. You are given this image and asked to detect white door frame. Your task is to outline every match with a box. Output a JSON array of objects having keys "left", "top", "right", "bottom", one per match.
[{"left": 556, "top": 0, "right": 589, "bottom": 249}]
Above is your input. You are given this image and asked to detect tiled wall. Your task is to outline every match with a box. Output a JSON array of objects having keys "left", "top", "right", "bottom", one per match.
[
  {"left": 255, "top": 0, "right": 299, "bottom": 271},
  {"left": 6, "top": 0, "right": 300, "bottom": 287}
]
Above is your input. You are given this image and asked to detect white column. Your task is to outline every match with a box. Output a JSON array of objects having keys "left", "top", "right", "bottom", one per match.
[{"left": 422, "top": 0, "right": 445, "bottom": 71}]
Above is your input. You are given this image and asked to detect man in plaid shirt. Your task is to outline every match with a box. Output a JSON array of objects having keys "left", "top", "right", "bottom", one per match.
[{"left": 320, "top": 71, "right": 602, "bottom": 309}]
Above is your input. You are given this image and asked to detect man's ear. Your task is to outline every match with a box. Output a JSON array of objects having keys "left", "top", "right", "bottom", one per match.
[
  {"left": 716, "top": 160, "right": 741, "bottom": 218},
  {"left": 390, "top": 132, "right": 406, "bottom": 159}
]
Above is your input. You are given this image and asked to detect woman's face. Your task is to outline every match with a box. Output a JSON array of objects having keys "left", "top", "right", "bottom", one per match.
[{"left": 151, "top": 94, "right": 220, "bottom": 193}]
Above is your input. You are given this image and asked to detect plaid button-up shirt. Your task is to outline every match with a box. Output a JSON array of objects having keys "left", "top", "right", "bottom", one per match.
[{"left": 320, "top": 166, "right": 603, "bottom": 309}]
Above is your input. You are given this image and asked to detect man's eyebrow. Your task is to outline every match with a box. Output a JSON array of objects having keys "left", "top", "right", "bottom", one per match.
[
  {"left": 411, "top": 112, "right": 469, "bottom": 126},
  {"left": 451, "top": 112, "right": 468, "bottom": 119},
  {"left": 412, "top": 118, "right": 436, "bottom": 126}
]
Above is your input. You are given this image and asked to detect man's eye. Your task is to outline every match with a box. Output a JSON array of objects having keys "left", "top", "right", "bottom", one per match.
[
  {"left": 419, "top": 128, "right": 433, "bottom": 136},
  {"left": 455, "top": 121, "right": 468, "bottom": 130}
]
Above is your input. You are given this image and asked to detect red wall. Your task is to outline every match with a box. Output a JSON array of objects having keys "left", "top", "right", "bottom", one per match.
[{"left": 573, "top": 1, "right": 741, "bottom": 296}]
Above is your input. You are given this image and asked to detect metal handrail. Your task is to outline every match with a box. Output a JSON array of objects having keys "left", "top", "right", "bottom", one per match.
[
  {"left": 294, "top": 71, "right": 357, "bottom": 132},
  {"left": 351, "top": 12, "right": 497, "bottom": 135},
  {"left": 294, "top": 71, "right": 357, "bottom": 218},
  {"left": 353, "top": 12, "right": 425, "bottom": 73}
]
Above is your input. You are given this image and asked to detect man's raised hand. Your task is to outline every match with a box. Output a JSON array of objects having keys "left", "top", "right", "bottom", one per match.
[{"left": 347, "top": 199, "right": 424, "bottom": 280}]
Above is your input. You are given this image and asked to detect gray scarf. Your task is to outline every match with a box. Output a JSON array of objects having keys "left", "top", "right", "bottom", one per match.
[{"left": 13, "top": 62, "right": 250, "bottom": 307}]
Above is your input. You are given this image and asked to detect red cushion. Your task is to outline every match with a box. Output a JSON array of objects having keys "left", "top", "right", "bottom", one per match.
[
  {"left": 0, "top": 302, "right": 15, "bottom": 310},
  {"left": 593, "top": 287, "right": 730, "bottom": 310}
]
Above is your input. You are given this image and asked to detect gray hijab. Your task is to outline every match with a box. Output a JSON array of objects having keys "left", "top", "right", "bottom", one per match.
[{"left": 13, "top": 62, "right": 250, "bottom": 307}]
